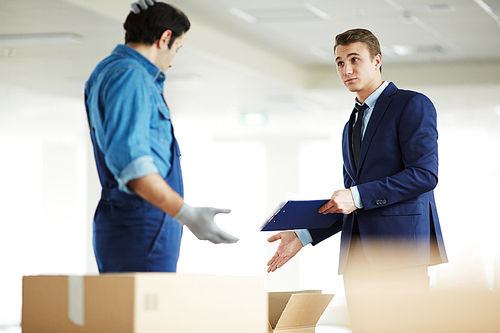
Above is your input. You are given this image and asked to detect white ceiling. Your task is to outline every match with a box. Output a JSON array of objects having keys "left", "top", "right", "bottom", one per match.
[
  {"left": 1, "top": 0, "right": 500, "bottom": 119},
  {"left": 175, "top": 0, "right": 500, "bottom": 64}
]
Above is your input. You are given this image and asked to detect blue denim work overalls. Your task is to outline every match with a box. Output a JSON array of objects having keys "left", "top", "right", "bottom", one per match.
[{"left": 90, "top": 128, "right": 184, "bottom": 273}]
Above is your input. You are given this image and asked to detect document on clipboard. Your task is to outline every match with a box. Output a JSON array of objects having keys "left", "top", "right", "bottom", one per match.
[{"left": 260, "top": 194, "right": 343, "bottom": 232}]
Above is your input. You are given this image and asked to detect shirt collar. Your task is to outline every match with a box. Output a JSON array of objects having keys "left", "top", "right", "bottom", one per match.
[
  {"left": 355, "top": 81, "right": 389, "bottom": 109},
  {"left": 112, "top": 44, "right": 166, "bottom": 84}
]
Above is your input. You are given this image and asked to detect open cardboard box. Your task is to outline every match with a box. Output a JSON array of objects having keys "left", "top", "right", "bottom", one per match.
[
  {"left": 267, "top": 290, "right": 334, "bottom": 333},
  {"left": 22, "top": 273, "right": 267, "bottom": 333}
]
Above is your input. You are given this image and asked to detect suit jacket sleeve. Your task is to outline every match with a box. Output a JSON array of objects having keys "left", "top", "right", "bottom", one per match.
[{"left": 357, "top": 92, "right": 439, "bottom": 210}]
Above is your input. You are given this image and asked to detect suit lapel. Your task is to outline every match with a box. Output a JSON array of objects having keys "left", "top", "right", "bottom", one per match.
[{"left": 357, "top": 83, "right": 397, "bottom": 173}]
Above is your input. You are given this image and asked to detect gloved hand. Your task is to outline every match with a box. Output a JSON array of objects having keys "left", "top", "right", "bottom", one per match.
[
  {"left": 130, "top": 0, "right": 156, "bottom": 14},
  {"left": 174, "top": 203, "right": 239, "bottom": 244}
]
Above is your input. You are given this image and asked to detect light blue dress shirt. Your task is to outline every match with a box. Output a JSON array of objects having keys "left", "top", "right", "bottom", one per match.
[{"left": 296, "top": 81, "right": 389, "bottom": 246}]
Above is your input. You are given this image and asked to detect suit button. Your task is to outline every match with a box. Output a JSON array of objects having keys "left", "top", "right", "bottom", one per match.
[
  {"left": 372, "top": 200, "right": 376, "bottom": 205},
  {"left": 382, "top": 199, "right": 387, "bottom": 204}
]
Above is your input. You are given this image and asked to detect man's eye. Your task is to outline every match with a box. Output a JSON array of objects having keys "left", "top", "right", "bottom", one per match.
[{"left": 337, "top": 61, "right": 344, "bottom": 67}]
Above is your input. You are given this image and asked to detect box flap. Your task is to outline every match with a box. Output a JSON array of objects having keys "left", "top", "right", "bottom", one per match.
[
  {"left": 268, "top": 290, "right": 322, "bottom": 329},
  {"left": 268, "top": 292, "right": 293, "bottom": 328},
  {"left": 273, "top": 328, "right": 315, "bottom": 333},
  {"left": 275, "top": 293, "right": 334, "bottom": 330}
]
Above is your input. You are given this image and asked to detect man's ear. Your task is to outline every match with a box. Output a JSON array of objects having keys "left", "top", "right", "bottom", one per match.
[
  {"left": 374, "top": 54, "right": 382, "bottom": 70},
  {"left": 157, "top": 29, "right": 173, "bottom": 49}
]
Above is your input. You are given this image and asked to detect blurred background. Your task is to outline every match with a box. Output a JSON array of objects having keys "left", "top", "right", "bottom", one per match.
[{"left": 1, "top": 0, "right": 500, "bottom": 330}]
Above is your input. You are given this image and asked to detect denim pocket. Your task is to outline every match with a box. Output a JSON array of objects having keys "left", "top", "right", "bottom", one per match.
[{"left": 156, "top": 104, "right": 173, "bottom": 148}]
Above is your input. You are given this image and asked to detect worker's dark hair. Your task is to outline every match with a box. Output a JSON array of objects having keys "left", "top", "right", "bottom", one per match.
[{"left": 124, "top": 2, "right": 190, "bottom": 48}]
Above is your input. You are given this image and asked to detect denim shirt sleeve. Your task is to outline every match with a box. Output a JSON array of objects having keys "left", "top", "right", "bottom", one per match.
[{"left": 99, "top": 65, "right": 159, "bottom": 193}]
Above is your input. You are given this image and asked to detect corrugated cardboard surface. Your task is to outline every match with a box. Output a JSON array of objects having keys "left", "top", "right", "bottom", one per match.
[
  {"left": 85, "top": 275, "right": 135, "bottom": 332},
  {"left": 133, "top": 274, "right": 267, "bottom": 332},
  {"left": 276, "top": 294, "right": 334, "bottom": 330},
  {"left": 22, "top": 273, "right": 267, "bottom": 333},
  {"left": 272, "top": 328, "right": 315, "bottom": 333},
  {"left": 268, "top": 290, "right": 321, "bottom": 329},
  {"left": 22, "top": 276, "right": 84, "bottom": 333},
  {"left": 268, "top": 291, "right": 333, "bottom": 333}
]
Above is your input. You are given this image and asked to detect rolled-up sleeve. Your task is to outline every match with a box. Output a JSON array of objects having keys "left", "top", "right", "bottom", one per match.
[{"left": 117, "top": 155, "right": 159, "bottom": 193}]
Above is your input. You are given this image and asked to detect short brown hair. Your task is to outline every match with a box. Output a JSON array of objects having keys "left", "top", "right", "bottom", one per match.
[{"left": 334, "top": 28, "right": 382, "bottom": 70}]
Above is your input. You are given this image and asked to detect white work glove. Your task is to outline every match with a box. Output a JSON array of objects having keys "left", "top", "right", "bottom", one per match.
[
  {"left": 174, "top": 203, "right": 239, "bottom": 244},
  {"left": 130, "top": 0, "right": 156, "bottom": 14}
]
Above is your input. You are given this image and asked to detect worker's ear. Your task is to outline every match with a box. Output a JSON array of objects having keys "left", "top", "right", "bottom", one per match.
[{"left": 157, "top": 29, "right": 172, "bottom": 50}]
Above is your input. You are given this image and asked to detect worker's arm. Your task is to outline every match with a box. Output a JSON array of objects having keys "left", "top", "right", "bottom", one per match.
[
  {"left": 128, "top": 173, "right": 184, "bottom": 216},
  {"left": 128, "top": 174, "right": 238, "bottom": 244}
]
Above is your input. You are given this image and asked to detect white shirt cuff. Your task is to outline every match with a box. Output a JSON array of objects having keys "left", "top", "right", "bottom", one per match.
[
  {"left": 350, "top": 186, "right": 364, "bottom": 209},
  {"left": 295, "top": 229, "right": 312, "bottom": 247}
]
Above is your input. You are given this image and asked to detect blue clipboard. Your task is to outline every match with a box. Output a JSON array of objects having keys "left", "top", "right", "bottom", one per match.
[{"left": 261, "top": 199, "right": 343, "bottom": 231}]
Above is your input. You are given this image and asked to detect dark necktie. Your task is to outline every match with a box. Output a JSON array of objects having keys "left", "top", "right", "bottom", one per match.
[{"left": 352, "top": 103, "right": 368, "bottom": 169}]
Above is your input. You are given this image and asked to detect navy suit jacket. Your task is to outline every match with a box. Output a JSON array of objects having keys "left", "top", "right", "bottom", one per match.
[{"left": 309, "top": 82, "right": 448, "bottom": 274}]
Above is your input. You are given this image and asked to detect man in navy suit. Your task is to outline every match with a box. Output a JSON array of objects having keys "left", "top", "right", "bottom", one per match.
[{"left": 267, "top": 28, "right": 447, "bottom": 332}]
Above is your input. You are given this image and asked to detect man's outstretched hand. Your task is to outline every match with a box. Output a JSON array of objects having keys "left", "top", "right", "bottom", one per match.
[
  {"left": 267, "top": 231, "right": 303, "bottom": 273},
  {"left": 175, "top": 203, "right": 239, "bottom": 244}
]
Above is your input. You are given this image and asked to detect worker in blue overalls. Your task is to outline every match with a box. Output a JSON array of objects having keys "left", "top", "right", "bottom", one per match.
[{"left": 85, "top": 0, "right": 238, "bottom": 273}]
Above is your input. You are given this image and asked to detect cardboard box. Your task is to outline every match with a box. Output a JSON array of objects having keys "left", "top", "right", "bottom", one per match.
[
  {"left": 22, "top": 273, "right": 267, "bottom": 333},
  {"left": 267, "top": 290, "right": 334, "bottom": 333}
]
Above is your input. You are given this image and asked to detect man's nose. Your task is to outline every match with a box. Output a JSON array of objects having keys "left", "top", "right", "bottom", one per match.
[{"left": 343, "top": 63, "right": 353, "bottom": 75}]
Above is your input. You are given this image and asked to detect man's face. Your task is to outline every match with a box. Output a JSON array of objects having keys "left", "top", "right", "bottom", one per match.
[
  {"left": 160, "top": 34, "right": 183, "bottom": 72},
  {"left": 334, "top": 42, "right": 381, "bottom": 101}
]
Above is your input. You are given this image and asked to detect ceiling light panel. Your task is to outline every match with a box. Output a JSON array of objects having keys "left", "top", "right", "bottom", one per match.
[
  {"left": 0, "top": 33, "right": 82, "bottom": 44},
  {"left": 484, "top": 0, "right": 500, "bottom": 10},
  {"left": 425, "top": 4, "right": 456, "bottom": 13},
  {"left": 474, "top": 0, "right": 500, "bottom": 26},
  {"left": 229, "top": 3, "right": 330, "bottom": 22},
  {"left": 392, "top": 44, "right": 444, "bottom": 56}
]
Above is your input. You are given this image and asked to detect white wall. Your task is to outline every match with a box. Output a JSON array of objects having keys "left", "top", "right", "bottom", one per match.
[
  {"left": 424, "top": 85, "right": 500, "bottom": 291},
  {"left": 0, "top": 84, "right": 89, "bottom": 325}
]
